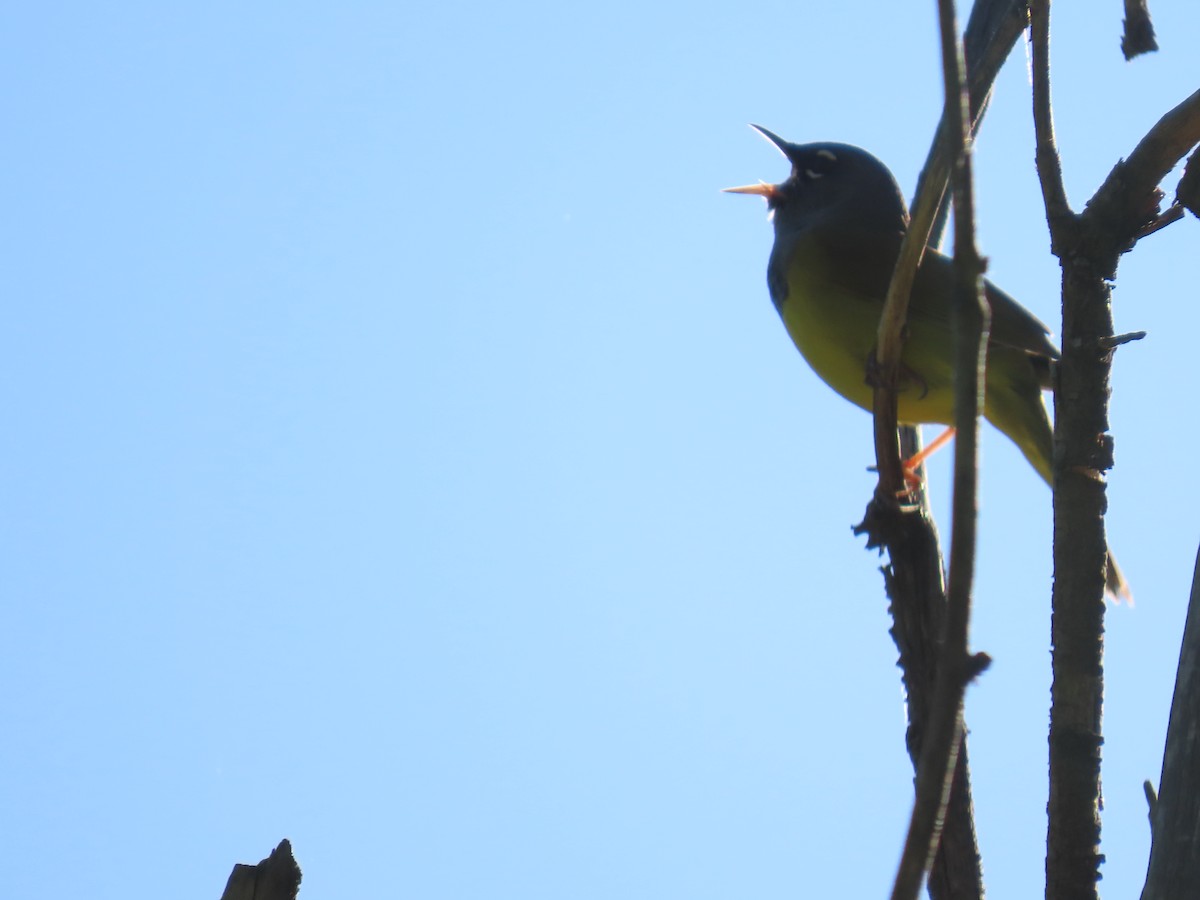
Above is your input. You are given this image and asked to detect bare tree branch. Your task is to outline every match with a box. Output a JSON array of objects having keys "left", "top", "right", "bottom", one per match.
[
  {"left": 870, "top": 0, "right": 1031, "bottom": 498},
  {"left": 889, "top": 0, "right": 992, "bottom": 895},
  {"left": 1032, "top": 8, "right": 1200, "bottom": 896},
  {"left": 1140, "top": 544, "right": 1200, "bottom": 898},
  {"left": 1029, "top": 3, "right": 1109, "bottom": 897},
  {"left": 1177, "top": 145, "right": 1200, "bottom": 218},
  {"left": 1121, "top": 0, "right": 1158, "bottom": 61},
  {"left": 1086, "top": 88, "right": 1200, "bottom": 261},
  {"left": 219, "top": 840, "right": 302, "bottom": 900},
  {"left": 1134, "top": 204, "right": 1184, "bottom": 240},
  {"left": 855, "top": 3, "right": 1030, "bottom": 898},
  {"left": 1030, "top": 0, "right": 1071, "bottom": 239}
]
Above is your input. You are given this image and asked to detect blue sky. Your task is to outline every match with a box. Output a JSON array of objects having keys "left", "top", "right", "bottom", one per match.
[{"left": 3, "top": 3, "right": 1198, "bottom": 897}]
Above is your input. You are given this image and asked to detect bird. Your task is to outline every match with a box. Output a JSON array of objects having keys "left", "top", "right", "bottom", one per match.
[{"left": 726, "top": 125, "right": 1129, "bottom": 600}]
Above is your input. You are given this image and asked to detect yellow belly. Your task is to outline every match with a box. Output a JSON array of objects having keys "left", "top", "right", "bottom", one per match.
[
  {"left": 776, "top": 241, "right": 1053, "bottom": 484},
  {"left": 779, "top": 263, "right": 957, "bottom": 427}
]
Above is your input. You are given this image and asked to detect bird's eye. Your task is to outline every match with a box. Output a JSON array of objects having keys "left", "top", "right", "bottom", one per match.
[{"left": 799, "top": 150, "right": 838, "bottom": 182}]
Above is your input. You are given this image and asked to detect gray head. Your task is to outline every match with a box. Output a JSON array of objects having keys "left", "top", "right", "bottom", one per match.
[{"left": 725, "top": 126, "right": 909, "bottom": 238}]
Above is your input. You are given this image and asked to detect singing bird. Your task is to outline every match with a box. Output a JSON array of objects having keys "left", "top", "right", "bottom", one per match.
[{"left": 726, "top": 125, "right": 1128, "bottom": 600}]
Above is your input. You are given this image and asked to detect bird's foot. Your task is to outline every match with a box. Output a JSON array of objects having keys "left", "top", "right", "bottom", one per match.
[{"left": 893, "top": 427, "right": 957, "bottom": 500}]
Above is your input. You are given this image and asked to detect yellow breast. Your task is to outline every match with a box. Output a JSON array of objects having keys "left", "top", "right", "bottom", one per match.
[{"left": 776, "top": 238, "right": 957, "bottom": 426}]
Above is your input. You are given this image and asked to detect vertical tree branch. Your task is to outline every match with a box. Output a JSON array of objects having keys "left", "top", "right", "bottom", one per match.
[
  {"left": 1030, "top": 3, "right": 1109, "bottom": 899},
  {"left": 1082, "top": 88, "right": 1200, "bottom": 900},
  {"left": 871, "top": 3, "right": 1028, "bottom": 498},
  {"left": 890, "top": 0, "right": 992, "bottom": 893},
  {"left": 1140, "top": 544, "right": 1200, "bottom": 898},
  {"left": 1026, "top": 9, "right": 1200, "bottom": 900},
  {"left": 1033, "top": 78, "right": 1200, "bottom": 900},
  {"left": 856, "top": 3, "right": 1029, "bottom": 898}
]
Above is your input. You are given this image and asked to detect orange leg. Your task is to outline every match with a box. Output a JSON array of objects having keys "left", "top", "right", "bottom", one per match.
[{"left": 900, "top": 427, "right": 957, "bottom": 491}]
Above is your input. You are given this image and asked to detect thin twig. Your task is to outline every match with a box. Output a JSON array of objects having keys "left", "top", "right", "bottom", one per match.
[
  {"left": 1030, "top": 0, "right": 1072, "bottom": 245},
  {"left": 1135, "top": 204, "right": 1184, "bottom": 241},
  {"left": 872, "top": 0, "right": 1031, "bottom": 496},
  {"left": 890, "top": 0, "right": 992, "bottom": 893},
  {"left": 1098, "top": 331, "right": 1146, "bottom": 350},
  {"left": 862, "top": 4, "right": 1029, "bottom": 899}
]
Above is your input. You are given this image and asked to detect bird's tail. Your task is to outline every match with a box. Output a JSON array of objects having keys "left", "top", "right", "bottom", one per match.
[
  {"left": 1105, "top": 549, "right": 1133, "bottom": 604},
  {"left": 989, "top": 388, "right": 1131, "bottom": 603}
]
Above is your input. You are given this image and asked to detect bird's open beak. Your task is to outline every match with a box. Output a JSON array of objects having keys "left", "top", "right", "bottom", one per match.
[
  {"left": 722, "top": 181, "right": 777, "bottom": 198},
  {"left": 747, "top": 124, "right": 792, "bottom": 156},
  {"left": 724, "top": 125, "right": 794, "bottom": 198}
]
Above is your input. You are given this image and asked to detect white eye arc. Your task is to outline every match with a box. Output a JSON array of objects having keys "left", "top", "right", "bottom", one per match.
[
  {"left": 804, "top": 169, "right": 824, "bottom": 180},
  {"left": 816, "top": 149, "right": 838, "bottom": 162}
]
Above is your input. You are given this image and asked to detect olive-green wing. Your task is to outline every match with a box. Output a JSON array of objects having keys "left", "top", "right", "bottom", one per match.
[
  {"left": 911, "top": 249, "right": 1059, "bottom": 360},
  {"left": 813, "top": 228, "right": 1060, "bottom": 364}
]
